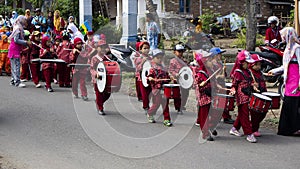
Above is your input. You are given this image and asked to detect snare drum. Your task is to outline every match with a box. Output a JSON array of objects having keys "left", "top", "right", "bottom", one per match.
[
  {"left": 163, "top": 84, "right": 181, "bottom": 99},
  {"left": 212, "top": 93, "right": 235, "bottom": 111},
  {"left": 261, "top": 92, "right": 281, "bottom": 109},
  {"left": 249, "top": 93, "right": 272, "bottom": 113}
]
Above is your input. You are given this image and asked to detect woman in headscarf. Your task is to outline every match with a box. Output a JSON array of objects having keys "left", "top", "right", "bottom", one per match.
[
  {"left": 270, "top": 27, "right": 300, "bottom": 136},
  {"left": 53, "top": 10, "right": 65, "bottom": 35},
  {"left": 24, "top": 9, "right": 34, "bottom": 32},
  {"left": 8, "top": 15, "right": 32, "bottom": 88},
  {"left": 10, "top": 11, "right": 18, "bottom": 26},
  {"left": 67, "top": 23, "right": 84, "bottom": 43}
]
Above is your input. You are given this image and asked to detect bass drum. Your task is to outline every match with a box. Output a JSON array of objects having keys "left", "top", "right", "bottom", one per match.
[
  {"left": 96, "top": 61, "right": 122, "bottom": 93},
  {"left": 141, "top": 60, "right": 151, "bottom": 87}
]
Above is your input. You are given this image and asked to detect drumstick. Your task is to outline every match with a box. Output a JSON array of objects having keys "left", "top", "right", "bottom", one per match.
[
  {"left": 204, "top": 68, "right": 221, "bottom": 83},
  {"left": 31, "top": 42, "right": 42, "bottom": 49},
  {"left": 250, "top": 71, "right": 260, "bottom": 92},
  {"left": 63, "top": 48, "right": 73, "bottom": 51}
]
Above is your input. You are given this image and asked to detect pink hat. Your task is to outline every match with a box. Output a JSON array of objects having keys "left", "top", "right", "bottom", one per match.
[{"left": 251, "top": 54, "right": 262, "bottom": 63}]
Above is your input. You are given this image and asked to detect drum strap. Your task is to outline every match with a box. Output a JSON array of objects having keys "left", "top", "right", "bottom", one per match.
[
  {"left": 235, "top": 69, "right": 252, "bottom": 82},
  {"left": 198, "top": 70, "right": 209, "bottom": 78},
  {"left": 96, "top": 55, "right": 103, "bottom": 62}
]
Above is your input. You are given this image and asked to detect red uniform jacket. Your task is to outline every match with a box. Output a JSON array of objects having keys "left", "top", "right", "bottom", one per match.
[
  {"left": 147, "top": 61, "right": 170, "bottom": 95},
  {"left": 231, "top": 69, "right": 253, "bottom": 105},
  {"left": 70, "top": 49, "right": 89, "bottom": 74},
  {"left": 57, "top": 40, "right": 73, "bottom": 63},
  {"left": 194, "top": 69, "right": 212, "bottom": 106},
  {"left": 134, "top": 54, "right": 151, "bottom": 81},
  {"left": 40, "top": 47, "right": 56, "bottom": 70},
  {"left": 90, "top": 54, "right": 110, "bottom": 84}
]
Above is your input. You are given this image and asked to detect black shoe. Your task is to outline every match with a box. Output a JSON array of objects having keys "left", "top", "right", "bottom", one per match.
[
  {"left": 224, "top": 118, "right": 235, "bottom": 124},
  {"left": 98, "top": 110, "right": 106, "bottom": 115},
  {"left": 82, "top": 96, "right": 88, "bottom": 101},
  {"left": 212, "top": 130, "right": 218, "bottom": 136},
  {"left": 207, "top": 136, "right": 214, "bottom": 141}
]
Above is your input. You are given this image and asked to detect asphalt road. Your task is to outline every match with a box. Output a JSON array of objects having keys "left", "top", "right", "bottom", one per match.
[{"left": 0, "top": 76, "right": 299, "bottom": 169}]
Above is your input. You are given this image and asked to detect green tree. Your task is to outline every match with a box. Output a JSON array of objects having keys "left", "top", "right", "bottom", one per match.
[{"left": 199, "top": 9, "right": 221, "bottom": 33}]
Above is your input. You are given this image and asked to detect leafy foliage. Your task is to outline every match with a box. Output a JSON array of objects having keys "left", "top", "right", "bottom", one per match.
[
  {"left": 198, "top": 9, "right": 221, "bottom": 33},
  {"left": 92, "top": 15, "right": 110, "bottom": 31},
  {"left": 96, "top": 23, "right": 122, "bottom": 44},
  {"left": 232, "top": 28, "right": 264, "bottom": 48}
]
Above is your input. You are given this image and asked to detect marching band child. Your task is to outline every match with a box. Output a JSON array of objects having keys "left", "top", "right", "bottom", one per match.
[
  {"left": 57, "top": 31, "right": 72, "bottom": 87},
  {"left": 249, "top": 54, "right": 267, "bottom": 137},
  {"left": 0, "top": 34, "right": 10, "bottom": 76},
  {"left": 70, "top": 37, "right": 89, "bottom": 101},
  {"left": 90, "top": 39, "right": 111, "bottom": 115},
  {"left": 52, "top": 35, "right": 62, "bottom": 84},
  {"left": 229, "top": 50, "right": 257, "bottom": 143},
  {"left": 40, "top": 35, "right": 56, "bottom": 92},
  {"left": 209, "top": 47, "right": 235, "bottom": 124},
  {"left": 134, "top": 41, "right": 143, "bottom": 102},
  {"left": 168, "top": 43, "right": 189, "bottom": 113},
  {"left": 147, "top": 49, "right": 173, "bottom": 127},
  {"left": 20, "top": 31, "right": 31, "bottom": 82},
  {"left": 134, "top": 41, "right": 152, "bottom": 113},
  {"left": 29, "top": 31, "right": 42, "bottom": 88},
  {"left": 193, "top": 50, "right": 215, "bottom": 141}
]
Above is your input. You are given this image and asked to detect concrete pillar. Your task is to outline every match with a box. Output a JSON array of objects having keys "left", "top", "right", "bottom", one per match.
[
  {"left": 79, "top": 0, "right": 93, "bottom": 29},
  {"left": 137, "top": 0, "right": 146, "bottom": 33},
  {"left": 116, "top": 0, "right": 122, "bottom": 26},
  {"left": 120, "top": 0, "right": 138, "bottom": 48}
]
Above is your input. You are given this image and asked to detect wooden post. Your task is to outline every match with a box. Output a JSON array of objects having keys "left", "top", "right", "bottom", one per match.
[{"left": 295, "top": 1, "right": 300, "bottom": 35}]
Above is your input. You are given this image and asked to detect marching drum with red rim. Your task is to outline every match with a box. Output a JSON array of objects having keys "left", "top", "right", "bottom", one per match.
[
  {"left": 212, "top": 93, "right": 235, "bottom": 111},
  {"left": 249, "top": 93, "right": 272, "bottom": 113},
  {"left": 261, "top": 92, "right": 281, "bottom": 109},
  {"left": 163, "top": 84, "right": 181, "bottom": 99},
  {"left": 96, "top": 61, "right": 121, "bottom": 93}
]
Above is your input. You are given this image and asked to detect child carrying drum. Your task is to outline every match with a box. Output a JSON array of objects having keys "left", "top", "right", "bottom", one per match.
[
  {"left": 229, "top": 50, "right": 257, "bottom": 143},
  {"left": 134, "top": 41, "right": 152, "bottom": 114},
  {"left": 90, "top": 39, "right": 111, "bottom": 115},
  {"left": 249, "top": 54, "right": 267, "bottom": 137},
  {"left": 147, "top": 49, "right": 173, "bottom": 127},
  {"left": 209, "top": 47, "right": 235, "bottom": 124},
  {"left": 193, "top": 50, "right": 215, "bottom": 141},
  {"left": 168, "top": 43, "right": 189, "bottom": 113}
]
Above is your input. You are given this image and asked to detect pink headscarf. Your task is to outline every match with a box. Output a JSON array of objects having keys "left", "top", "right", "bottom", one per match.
[
  {"left": 8, "top": 15, "right": 27, "bottom": 41},
  {"left": 280, "top": 27, "right": 300, "bottom": 85}
]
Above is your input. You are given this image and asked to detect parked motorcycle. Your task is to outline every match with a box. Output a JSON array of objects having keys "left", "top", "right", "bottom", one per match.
[
  {"left": 109, "top": 46, "right": 135, "bottom": 72},
  {"left": 250, "top": 39, "right": 285, "bottom": 98}
]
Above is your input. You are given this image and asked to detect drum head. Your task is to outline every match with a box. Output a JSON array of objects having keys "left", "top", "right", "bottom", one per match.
[
  {"left": 178, "top": 66, "right": 194, "bottom": 89},
  {"left": 96, "top": 62, "right": 106, "bottom": 92},
  {"left": 253, "top": 93, "right": 272, "bottom": 101},
  {"left": 163, "top": 84, "right": 180, "bottom": 87},
  {"left": 142, "top": 61, "right": 151, "bottom": 87}
]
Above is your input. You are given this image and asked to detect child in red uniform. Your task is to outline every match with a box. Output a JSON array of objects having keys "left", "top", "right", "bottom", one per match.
[
  {"left": 249, "top": 54, "right": 267, "bottom": 137},
  {"left": 20, "top": 31, "right": 31, "bottom": 82},
  {"left": 134, "top": 41, "right": 152, "bottom": 113},
  {"left": 52, "top": 35, "right": 62, "bottom": 84},
  {"left": 168, "top": 43, "right": 189, "bottom": 113},
  {"left": 147, "top": 49, "right": 173, "bottom": 127},
  {"left": 29, "top": 31, "right": 42, "bottom": 88},
  {"left": 193, "top": 50, "right": 215, "bottom": 141},
  {"left": 40, "top": 35, "right": 56, "bottom": 92},
  {"left": 70, "top": 37, "right": 89, "bottom": 101},
  {"left": 57, "top": 30, "right": 73, "bottom": 87},
  {"left": 134, "top": 41, "right": 143, "bottom": 102},
  {"left": 90, "top": 40, "right": 111, "bottom": 115},
  {"left": 229, "top": 50, "right": 257, "bottom": 143},
  {"left": 209, "top": 47, "right": 235, "bottom": 124}
]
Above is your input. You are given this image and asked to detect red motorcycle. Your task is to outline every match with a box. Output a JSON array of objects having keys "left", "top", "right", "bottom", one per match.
[{"left": 250, "top": 40, "right": 285, "bottom": 98}]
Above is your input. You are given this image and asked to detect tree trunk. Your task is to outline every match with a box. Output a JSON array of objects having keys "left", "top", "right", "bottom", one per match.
[{"left": 246, "top": 0, "right": 257, "bottom": 51}]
